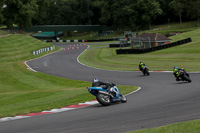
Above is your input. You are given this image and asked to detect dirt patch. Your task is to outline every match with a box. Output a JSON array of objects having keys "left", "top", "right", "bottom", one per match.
[{"left": 0, "top": 34, "right": 12, "bottom": 38}]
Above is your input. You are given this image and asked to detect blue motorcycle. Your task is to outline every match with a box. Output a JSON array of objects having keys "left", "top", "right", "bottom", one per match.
[{"left": 87, "top": 83, "right": 127, "bottom": 106}]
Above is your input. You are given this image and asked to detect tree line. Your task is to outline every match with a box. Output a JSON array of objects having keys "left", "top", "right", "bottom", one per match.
[{"left": 1, "top": 0, "right": 200, "bottom": 31}]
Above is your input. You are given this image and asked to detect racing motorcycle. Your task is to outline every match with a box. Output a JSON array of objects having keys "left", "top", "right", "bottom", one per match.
[
  {"left": 87, "top": 83, "right": 127, "bottom": 106},
  {"left": 178, "top": 70, "right": 191, "bottom": 83},
  {"left": 141, "top": 66, "right": 150, "bottom": 76}
]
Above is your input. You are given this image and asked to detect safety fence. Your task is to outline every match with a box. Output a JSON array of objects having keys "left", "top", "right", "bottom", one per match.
[
  {"left": 116, "top": 38, "right": 192, "bottom": 54},
  {"left": 32, "top": 46, "right": 55, "bottom": 55}
]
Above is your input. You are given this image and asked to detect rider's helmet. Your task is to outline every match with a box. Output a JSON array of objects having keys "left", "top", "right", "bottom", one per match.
[
  {"left": 93, "top": 78, "right": 99, "bottom": 83},
  {"left": 174, "top": 66, "right": 178, "bottom": 69}
]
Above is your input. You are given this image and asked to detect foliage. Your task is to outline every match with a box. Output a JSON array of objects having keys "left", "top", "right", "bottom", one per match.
[
  {"left": 1, "top": 0, "right": 200, "bottom": 30},
  {"left": 0, "top": 0, "right": 4, "bottom": 24},
  {"left": 33, "top": 0, "right": 93, "bottom": 25},
  {"left": 32, "top": 0, "right": 50, "bottom": 25},
  {"left": 3, "top": 0, "right": 38, "bottom": 29},
  {"left": 92, "top": 0, "right": 162, "bottom": 30},
  {"left": 169, "top": 0, "right": 185, "bottom": 25},
  {"left": 186, "top": 0, "right": 200, "bottom": 27}
]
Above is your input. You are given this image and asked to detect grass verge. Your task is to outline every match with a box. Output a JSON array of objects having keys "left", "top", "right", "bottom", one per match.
[
  {"left": 79, "top": 27, "right": 200, "bottom": 72},
  {"left": 0, "top": 35, "right": 137, "bottom": 118},
  {"left": 128, "top": 119, "right": 200, "bottom": 133},
  {"left": 78, "top": 22, "right": 200, "bottom": 132}
]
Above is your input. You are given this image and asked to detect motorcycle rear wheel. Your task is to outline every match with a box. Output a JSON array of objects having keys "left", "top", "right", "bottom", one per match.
[
  {"left": 96, "top": 93, "right": 111, "bottom": 106},
  {"left": 183, "top": 75, "right": 191, "bottom": 83},
  {"left": 147, "top": 71, "right": 150, "bottom": 76},
  {"left": 142, "top": 71, "right": 146, "bottom": 76}
]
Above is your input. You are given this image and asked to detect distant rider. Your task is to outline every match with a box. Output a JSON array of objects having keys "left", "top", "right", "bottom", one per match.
[
  {"left": 173, "top": 66, "right": 189, "bottom": 81},
  {"left": 139, "top": 61, "right": 145, "bottom": 71}
]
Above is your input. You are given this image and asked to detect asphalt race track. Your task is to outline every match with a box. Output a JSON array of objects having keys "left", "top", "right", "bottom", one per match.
[{"left": 0, "top": 43, "right": 200, "bottom": 133}]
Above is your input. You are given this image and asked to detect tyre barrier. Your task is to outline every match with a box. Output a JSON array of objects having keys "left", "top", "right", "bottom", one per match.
[
  {"left": 32, "top": 46, "right": 55, "bottom": 55},
  {"left": 116, "top": 38, "right": 192, "bottom": 54},
  {"left": 109, "top": 43, "right": 130, "bottom": 48}
]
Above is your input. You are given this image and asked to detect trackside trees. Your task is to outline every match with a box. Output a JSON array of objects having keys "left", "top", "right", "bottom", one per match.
[
  {"left": 40, "top": 0, "right": 93, "bottom": 25},
  {"left": 132, "top": 0, "right": 162, "bottom": 30},
  {"left": 170, "top": 0, "right": 186, "bottom": 26},
  {"left": 156, "top": 0, "right": 174, "bottom": 24},
  {"left": 0, "top": 0, "right": 4, "bottom": 24},
  {"left": 93, "top": 0, "right": 162, "bottom": 30},
  {"left": 3, "top": 0, "right": 38, "bottom": 30},
  {"left": 2, "top": 0, "right": 15, "bottom": 29},
  {"left": 92, "top": 0, "right": 115, "bottom": 26},
  {"left": 120, "top": 0, "right": 162, "bottom": 30},
  {"left": 1, "top": 0, "right": 200, "bottom": 31},
  {"left": 186, "top": 0, "right": 200, "bottom": 27},
  {"left": 33, "top": 0, "right": 50, "bottom": 25}
]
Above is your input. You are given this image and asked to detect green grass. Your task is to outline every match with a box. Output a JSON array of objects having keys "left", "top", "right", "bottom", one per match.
[
  {"left": 79, "top": 27, "right": 200, "bottom": 72},
  {"left": 0, "top": 35, "right": 137, "bottom": 118},
  {"left": 128, "top": 119, "right": 200, "bottom": 133},
  {"left": 0, "top": 30, "right": 10, "bottom": 36},
  {"left": 143, "top": 21, "right": 200, "bottom": 35},
  {"left": 88, "top": 44, "right": 109, "bottom": 48}
]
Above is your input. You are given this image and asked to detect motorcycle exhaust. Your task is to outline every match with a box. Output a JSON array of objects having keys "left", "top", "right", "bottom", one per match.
[{"left": 98, "top": 91, "right": 114, "bottom": 98}]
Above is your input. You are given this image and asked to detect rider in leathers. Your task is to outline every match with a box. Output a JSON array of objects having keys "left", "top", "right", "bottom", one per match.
[
  {"left": 173, "top": 66, "right": 189, "bottom": 81},
  {"left": 139, "top": 61, "right": 145, "bottom": 71},
  {"left": 92, "top": 78, "right": 112, "bottom": 93}
]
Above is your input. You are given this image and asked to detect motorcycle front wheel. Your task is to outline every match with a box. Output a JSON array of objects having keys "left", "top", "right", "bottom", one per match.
[
  {"left": 120, "top": 94, "right": 127, "bottom": 103},
  {"left": 96, "top": 93, "right": 111, "bottom": 106}
]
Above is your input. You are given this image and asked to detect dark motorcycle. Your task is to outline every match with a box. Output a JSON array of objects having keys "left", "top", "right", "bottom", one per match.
[
  {"left": 178, "top": 70, "right": 191, "bottom": 82},
  {"left": 141, "top": 66, "right": 150, "bottom": 76}
]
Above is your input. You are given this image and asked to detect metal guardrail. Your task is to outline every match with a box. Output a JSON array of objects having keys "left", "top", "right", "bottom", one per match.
[
  {"left": 32, "top": 46, "right": 55, "bottom": 55},
  {"left": 44, "top": 38, "right": 120, "bottom": 43}
]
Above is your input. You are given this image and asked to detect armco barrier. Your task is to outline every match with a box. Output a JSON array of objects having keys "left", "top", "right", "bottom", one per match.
[
  {"left": 44, "top": 38, "right": 121, "bottom": 43},
  {"left": 32, "top": 46, "right": 55, "bottom": 55},
  {"left": 116, "top": 38, "right": 192, "bottom": 54},
  {"left": 87, "top": 38, "right": 113, "bottom": 42},
  {"left": 44, "top": 40, "right": 85, "bottom": 43}
]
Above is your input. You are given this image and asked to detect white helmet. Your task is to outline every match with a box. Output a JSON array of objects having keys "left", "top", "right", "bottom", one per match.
[{"left": 93, "top": 78, "right": 99, "bottom": 83}]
